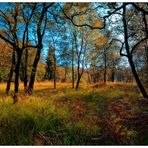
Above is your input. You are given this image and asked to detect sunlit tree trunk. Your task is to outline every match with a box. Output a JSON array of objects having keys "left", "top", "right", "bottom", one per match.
[
  {"left": 28, "top": 47, "right": 41, "bottom": 94},
  {"left": 53, "top": 51, "right": 56, "bottom": 89}
]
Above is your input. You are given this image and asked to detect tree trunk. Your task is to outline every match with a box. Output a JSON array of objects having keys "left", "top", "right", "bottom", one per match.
[
  {"left": 75, "top": 74, "right": 82, "bottom": 90},
  {"left": 6, "top": 65, "right": 14, "bottom": 94},
  {"left": 24, "top": 30, "right": 29, "bottom": 92},
  {"left": 13, "top": 50, "right": 23, "bottom": 104},
  {"left": 93, "top": 68, "right": 96, "bottom": 84},
  {"left": 72, "top": 49, "right": 74, "bottom": 88},
  {"left": 6, "top": 49, "right": 15, "bottom": 94},
  {"left": 64, "top": 67, "right": 67, "bottom": 82},
  {"left": 28, "top": 47, "right": 41, "bottom": 94},
  {"left": 53, "top": 53, "right": 56, "bottom": 89},
  {"left": 87, "top": 70, "right": 91, "bottom": 84},
  {"left": 24, "top": 48, "right": 28, "bottom": 92},
  {"left": 129, "top": 58, "right": 148, "bottom": 98},
  {"left": 111, "top": 68, "right": 115, "bottom": 82},
  {"left": 123, "top": 4, "right": 148, "bottom": 99},
  {"left": 104, "top": 68, "right": 106, "bottom": 84},
  {"left": 104, "top": 49, "right": 107, "bottom": 84},
  {"left": 76, "top": 59, "right": 80, "bottom": 89}
]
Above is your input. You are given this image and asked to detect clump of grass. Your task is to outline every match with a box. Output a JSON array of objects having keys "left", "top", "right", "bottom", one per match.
[{"left": 0, "top": 105, "right": 35, "bottom": 145}]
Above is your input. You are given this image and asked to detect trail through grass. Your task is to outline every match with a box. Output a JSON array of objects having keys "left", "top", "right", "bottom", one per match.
[{"left": 0, "top": 82, "right": 147, "bottom": 145}]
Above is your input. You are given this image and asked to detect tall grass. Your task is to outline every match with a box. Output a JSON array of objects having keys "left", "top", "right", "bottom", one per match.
[{"left": 0, "top": 82, "right": 146, "bottom": 145}]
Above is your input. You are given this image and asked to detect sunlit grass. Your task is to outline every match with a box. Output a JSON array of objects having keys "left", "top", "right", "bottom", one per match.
[{"left": 0, "top": 81, "right": 146, "bottom": 145}]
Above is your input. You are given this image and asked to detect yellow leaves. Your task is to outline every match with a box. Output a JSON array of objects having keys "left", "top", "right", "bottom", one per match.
[
  {"left": 78, "top": 15, "right": 85, "bottom": 24},
  {"left": 92, "top": 19, "right": 103, "bottom": 28},
  {"left": 63, "top": 3, "right": 104, "bottom": 31},
  {"left": 90, "top": 32, "right": 109, "bottom": 48},
  {"left": 76, "top": 3, "right": 90, "bottom": 9}
]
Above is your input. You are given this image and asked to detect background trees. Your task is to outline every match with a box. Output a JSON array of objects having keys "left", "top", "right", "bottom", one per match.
[{"left": 0, "top": 2, "right": 147, "bottom": 101}]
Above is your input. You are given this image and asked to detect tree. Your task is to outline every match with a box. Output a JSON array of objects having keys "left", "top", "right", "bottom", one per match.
[
  {"left": 0, "top": 3, "right": 38, "bottom": 102},
  {"left": 28, "top": 3, "right": 54, "bottom": 94},
  {"left": 44, "top": 50, "right": 54, "bottom": 81},
  {"left": 121, "top": 3, "right": 148, "bottom": 98}
]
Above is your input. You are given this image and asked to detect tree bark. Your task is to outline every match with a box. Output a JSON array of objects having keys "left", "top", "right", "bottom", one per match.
[
  {"left": 53, "top": 52, "right": 56, "bottom": 89},
  {"left": 24, "top": 48, "right": 28, "bottom": 92},
  {"left": 111, "top": 67, "right": 115, "bottom": 82},
  {"left": 24, "top": 30, "right": 29, "bottom": 92},
  {"left": 104, "top": 49, "right": 107, "bottom": 84},
  {"left": 75, "top": 58, "right": 81, "bottom": 89},
  {"left": 129, "top": 58, "right": 148, "bottom": 98},
  {"left": 64, "top": 67, "right": 67, "bottom": 82},
  {"left": 6, "top": 50, "right": 15, "bottom": 94},
  {"left": 75, "top": 74, "right": 82, "bottom": 90},
  {"left": 28, "top": 47, "right": 41, "bottom": 94},
  {"left": 71, "top": 48, "right": 75, "bottom": 88},
  {"left": 6, "top": 65, "right": 14, "bottom": 94},
  {"left": 13, "top": 50, "right": 23, "bottom": 103}
]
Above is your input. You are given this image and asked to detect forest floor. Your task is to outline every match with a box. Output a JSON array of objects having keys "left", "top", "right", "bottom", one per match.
[{"left": 0, "top": 82, "right": 147, "bottom": 145}]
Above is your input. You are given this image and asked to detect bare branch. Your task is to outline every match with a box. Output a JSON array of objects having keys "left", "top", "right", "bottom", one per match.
[
  {"left": 59, "top": 3, "right": 124, "bottom": 30},
  {"left": 0, "top": 34, "right": 16, "bottom": 48},
  {"left": 59, "top": 4, "right": 105, "bottom": 30},
  {"left": 131, "top": 3, "right": 148, "bottom": 15},
  {"left": 131, "top": 37, "right": 147, "bottom": 55},
  {"left": 112, "top": 38, "right": 127, "bottom": 57}
]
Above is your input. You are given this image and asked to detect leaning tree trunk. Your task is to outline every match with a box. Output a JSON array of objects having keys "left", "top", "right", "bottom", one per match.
[
  {"left": 6, "top": 49, "right": 15, "bottom": 94},
  {"left": 75, "top": 74, "right": 82, "bottom": 90},
  {"left": 75, "top": 59, "right": 81, "bottom": 90},
  {"left": 129, "top": 57, "right": 148, "bottom": 98},
  {"left": 28, "top": 47, "right": 41, "bottom": 94}
]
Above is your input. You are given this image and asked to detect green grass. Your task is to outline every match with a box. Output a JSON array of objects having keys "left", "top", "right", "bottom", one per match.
[{"left": 0, "top": 82, "right": 147, "bottom": 145}]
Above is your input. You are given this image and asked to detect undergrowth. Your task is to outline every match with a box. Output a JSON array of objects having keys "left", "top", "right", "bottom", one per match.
[{"left": 0, "top": 82, "right": 147, "bottom": 145}]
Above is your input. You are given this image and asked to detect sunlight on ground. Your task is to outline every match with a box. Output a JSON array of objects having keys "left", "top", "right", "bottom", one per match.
[{"left": 0, "top": 82, "right": 147, "bottom": 145}]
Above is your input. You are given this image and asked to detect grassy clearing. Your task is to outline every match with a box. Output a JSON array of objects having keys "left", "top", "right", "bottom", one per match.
[{"left": 0, "top": 82, "right": 147, "bottom": 145}]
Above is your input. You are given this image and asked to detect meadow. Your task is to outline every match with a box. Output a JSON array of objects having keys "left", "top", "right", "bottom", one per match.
[{"left": 0, "top": 82, "right": 147, "bottom": 145}]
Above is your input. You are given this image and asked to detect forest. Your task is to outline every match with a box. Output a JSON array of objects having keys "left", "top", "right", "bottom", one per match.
[{"left": 0, "top": 2, "right": 148, "bottom": 145}]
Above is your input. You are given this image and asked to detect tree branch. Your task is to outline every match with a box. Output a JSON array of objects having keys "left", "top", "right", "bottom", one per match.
[
  {"left": 0, "top": 34, "right": 16, "bottom": 48},
  {"left": 112, "top": 38, "right": 127, "bottom": 57},
  {"left": 131, "top": 3, "right": 148, "bottom": 15},
  {"left": 59, "top": 4, "right": 105, "bottom": 30},
  {"left": 131, "top": 37, "right": 147, "bottom": 55}
]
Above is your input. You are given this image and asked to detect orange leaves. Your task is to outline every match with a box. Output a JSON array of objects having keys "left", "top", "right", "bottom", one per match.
[
  {"left": 92, "top": 19, "right": 103, "bottom": 28},
  {"left": 104, "top": 100, "right": 137, "bottom": 144},
  {"left": 91, "top": 33, "right": 109, "bottom": 48},
  {"left": 71, "top": 99, "right": 85, "bottom": 115}
]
